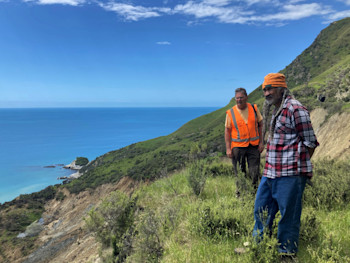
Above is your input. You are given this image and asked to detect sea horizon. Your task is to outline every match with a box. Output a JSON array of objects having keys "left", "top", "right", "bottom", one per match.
[
  {"left": 0, "top": 107, "right": 219, "bottom": 204},
  {"left": 0, "top": 105, "right": 223, "bottom": 109}
]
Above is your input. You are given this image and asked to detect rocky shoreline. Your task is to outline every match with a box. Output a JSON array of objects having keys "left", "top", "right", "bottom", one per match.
[{"left": 43, "top": 159, "right": 87, "bottom": 184}]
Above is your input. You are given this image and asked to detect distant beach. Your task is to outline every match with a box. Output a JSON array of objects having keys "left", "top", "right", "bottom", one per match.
[{"left": 0, "top": 107, "right": 217, "bottom": 203}]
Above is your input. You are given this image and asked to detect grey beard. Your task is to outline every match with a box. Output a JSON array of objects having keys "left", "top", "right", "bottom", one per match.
[
  {"left": 265, "top": 98, "right": 274, "bottom": 105},
  {"left": 262, "top": 89, "right": 294, "bottom": 143}
]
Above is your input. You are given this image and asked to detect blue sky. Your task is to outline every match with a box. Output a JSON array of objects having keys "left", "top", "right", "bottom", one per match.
[{"left": 1, "top": 0, "right": 350, "bottom": 107}]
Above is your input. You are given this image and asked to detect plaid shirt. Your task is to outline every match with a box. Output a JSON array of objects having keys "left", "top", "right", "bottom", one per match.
[{"left": 264, "top": 96, "right": 319, "bottom": 178}]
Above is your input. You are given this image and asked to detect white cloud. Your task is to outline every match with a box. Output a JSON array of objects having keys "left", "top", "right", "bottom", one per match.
[
  {"left": 339, "top": 0, "right": 350, "bottom": 6},
  {"left": 19, "top": 0, "right": 347, "bottom": 25},
  {"left": 202, "top": 0, "right": 231, "bottom": 6},
  {"left": 286, "top": 0, "right": 305, "bottom": 4},
  {"left": 156, "top": 41, "right": 171, "bottom": 45},
  {"left": 173, "top": 1, "right": 332, "bottom": 24},
  {"left": 326, "top": 9, "right": 350, "bottom": 22},
  {"left": 249, "top": 3, "right": 333, "bottom": 22},
  {"left": 99, "top": 2, "right": 171, "bottom": 21},
  {"left": 174, "top": 2, "right": 226, "bottom": 18},
  {"left": 174, "top": 1, "right": 254, "bottom": 24},
  {"left": 23, "top": 0, "right": 85, "bottom": 6},
  {"left": 243, "top": 0, "right": 279, "bottom": 6}
]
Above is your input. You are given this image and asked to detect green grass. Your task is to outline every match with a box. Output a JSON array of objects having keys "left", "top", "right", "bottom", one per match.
[
  {"left": 281, "top": 18, "right": 350, "bottom": 89},
  {"left": 86, "top": 159, "right": 350, "bottom": 262},
  {"left": 66, "top": 105, "right": 230, "bottom": 194},
  {"left": 318, "top": 208, "right": 350, "bottom": 254},
  {"left": 2, "top": 17, "right": 350, "bottom": 262}
]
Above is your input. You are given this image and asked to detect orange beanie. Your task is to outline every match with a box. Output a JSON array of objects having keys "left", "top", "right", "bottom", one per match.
[{"left": 262, "top": 73, "right": 287, "bottom": 89}]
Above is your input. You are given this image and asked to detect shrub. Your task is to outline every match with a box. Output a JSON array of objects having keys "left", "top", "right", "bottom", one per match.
[
  {"left": 235, "top": 169, "right": 256, "bottom": 197},
  {"left": 189, "top": 143, "right": 208, "bottom": 160},
  {"left": 131, "top": 210, "right": 163, "bottom": 263},
  {"left": 304, "top": 160, "right": 350, "bottom": 209},
  {"left": 85, "top": 191, "right": 136, "bottom": 261},
  {"left": 246, "top": 232, "right": 280, "bottom": 263},
  {"left": 308, "top": 233, "right": 350, "bottom": 262},
  {"left": 207, "top": 162, "right": 233, "bottom": 177},
  {"left": 75, "top": 157, "right": 89, "bottom": 166},
  {"left": 55, "top": 191, "right": 66, "bottom": 201},
  {"left": 300, "top": 206, "right": 319, "bottom": 242},
  {"left": 187, "top": 160, "right": 209, "bottom": 196},
  {"left": 194, "top": 206, "right": 241, "bottom": 240}
]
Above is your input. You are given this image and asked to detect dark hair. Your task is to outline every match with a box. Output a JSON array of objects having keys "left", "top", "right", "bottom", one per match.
[{"left": 235, "top": 87, "right": 247, "bottom": 96}]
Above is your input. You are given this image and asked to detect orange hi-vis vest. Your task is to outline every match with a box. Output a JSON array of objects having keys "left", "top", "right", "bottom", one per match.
[{"left": 226, "top": 103, "right": 260, "bottom": 149}]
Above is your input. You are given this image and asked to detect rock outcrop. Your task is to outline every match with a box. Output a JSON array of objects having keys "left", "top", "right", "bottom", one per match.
[
  {"left": 16, "top": 177, "right": 138, "bottom": 263},
  {"left": 311, "top": 110, "right": 350, "bottom": 160}
]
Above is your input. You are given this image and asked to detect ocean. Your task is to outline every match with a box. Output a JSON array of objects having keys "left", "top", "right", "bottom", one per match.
[{"left": 0, "top": 107, "right": 217, "bottom": 204}]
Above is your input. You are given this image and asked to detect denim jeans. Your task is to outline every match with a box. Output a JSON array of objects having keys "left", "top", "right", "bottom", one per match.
[{"left": 253, "top": 176, "right": 307, "bottom": 254}]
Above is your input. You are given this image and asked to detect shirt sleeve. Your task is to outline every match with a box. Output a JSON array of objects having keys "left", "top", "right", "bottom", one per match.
[
  {"left": 255, "top": 106, "right": 263, "bottom": 123},
  {"left": 225, "top": 114, "right": 231, "bottom": 128},
  {"left": 293, "top": 106, "right": 319, "bottom": 149}
]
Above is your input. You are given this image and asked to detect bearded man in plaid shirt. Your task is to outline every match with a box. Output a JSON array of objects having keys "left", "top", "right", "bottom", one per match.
[{"left": 253, "top": 73, "right": 319, "bottom": 256}]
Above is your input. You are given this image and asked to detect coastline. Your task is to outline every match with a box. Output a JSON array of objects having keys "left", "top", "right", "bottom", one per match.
[
  {"left": 57, "top": 160, "right": 87, "bottom": 184},
  {"left": 0, "top": 107, "right": 218, "bottom": 204}
]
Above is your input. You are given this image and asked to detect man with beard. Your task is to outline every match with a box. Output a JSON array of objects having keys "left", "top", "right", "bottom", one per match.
[
  {"left": 225, "top": 88, "right": 264, "bottom": 195},
  {"left": 253, "top": 73, "right": 319, "bottom": 256}
]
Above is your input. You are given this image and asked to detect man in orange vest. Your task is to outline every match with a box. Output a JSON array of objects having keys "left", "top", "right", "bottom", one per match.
[{"left": 225, "top": 88, "right": 264, "bottom": 193}]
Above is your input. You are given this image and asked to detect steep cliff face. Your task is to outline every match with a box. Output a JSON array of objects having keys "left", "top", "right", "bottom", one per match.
[
  {"left": 311, "top": 110, "right": 350, "bottom": 160},
  {"left": 12, "top": 177, "right": 138, "bottom": 263}
]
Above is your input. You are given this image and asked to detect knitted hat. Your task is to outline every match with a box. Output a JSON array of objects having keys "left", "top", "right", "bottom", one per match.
[{"left": 262, "top": 73, "right": 287, "bottom": 89}]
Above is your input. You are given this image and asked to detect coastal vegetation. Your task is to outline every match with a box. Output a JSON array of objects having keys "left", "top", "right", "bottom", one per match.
[
  {"left": 0, "top": 185, "right": 60, "bottom": 256},
  {"left": 85, "top": 158, "right": 350, "bottom": 262},
  {"left": 1, "top": 17, "right": 350, "bottom": 262},
  {"left": 75, "top": 157, "right": 89, "bottom": 166}
]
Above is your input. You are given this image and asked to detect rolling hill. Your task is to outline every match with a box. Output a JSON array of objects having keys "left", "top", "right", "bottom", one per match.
[{"left": 1, "top": 17, "right": 350, "bottom": 263}]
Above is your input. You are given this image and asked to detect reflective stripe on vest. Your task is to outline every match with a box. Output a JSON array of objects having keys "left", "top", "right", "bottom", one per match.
[
  {"left": 229, "top": 106, "right": 259, "bottom": 143},
  {"left": 251, "top": 103, "right": 260, "bottom": 142}
]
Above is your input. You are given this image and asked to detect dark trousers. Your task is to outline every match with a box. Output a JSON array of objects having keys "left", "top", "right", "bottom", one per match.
[{"left": 231, "top": 144, "right": 260, "bottom": 187}]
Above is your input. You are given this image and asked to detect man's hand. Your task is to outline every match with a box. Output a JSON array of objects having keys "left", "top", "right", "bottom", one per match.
[
  {"left": 225, "top": 127, "right": 232, "bottom": 158},
  {"left": 307, "top": 147, "right": 316, "bottom": 158},
  {"left": 226, "top": 148, "right": 232, "bottom": 158},
  {"left": 258, "top": 142, "right": 264, "bottom": 153}
]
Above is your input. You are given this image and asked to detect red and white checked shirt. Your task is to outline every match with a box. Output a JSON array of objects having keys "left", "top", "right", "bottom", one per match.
[{"left": 263, "top": 96, "right": 319, "bottom": 178}]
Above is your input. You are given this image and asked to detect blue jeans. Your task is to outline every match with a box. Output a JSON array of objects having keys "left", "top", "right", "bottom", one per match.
[{"left": 253, "top": 176, "right": 307, "bottom": 254}]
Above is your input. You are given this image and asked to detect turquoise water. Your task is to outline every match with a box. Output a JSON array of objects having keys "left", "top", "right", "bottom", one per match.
[{"left": 0, "top": 107, "right": 217, "bottom": 203}]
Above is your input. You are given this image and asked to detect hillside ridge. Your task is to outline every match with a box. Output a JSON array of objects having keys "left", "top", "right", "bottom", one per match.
[{"left": 1, "top": 17, "right": 350, "bottom": 263}]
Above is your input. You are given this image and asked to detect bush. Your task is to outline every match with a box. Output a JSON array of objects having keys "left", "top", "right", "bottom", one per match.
[
  {"left": 304, "top": 160, "right": 350, "bottom": 209},
  {"left": 187, "top": 160, "right": 209, "bottom": 196},
  {"left": 207, "top": 162, "right": 233, "bottom": 177},
  {"left": 55, "top": 191, "right": 66, "bottom": 201},
  {"left": 75, "top": 157, "right": 89, "bottom": 166},
  {"left": 247, "top": 232, "right": 280, "bottom": 263},
  {"left": 85, "top": 191, "right": 136, "bottom": 261},
  {"left": 308, "top": 233, "right": 350, "bottom": 262},
  {"left": 235, "top": 169, "right": 256, "bottom": 197},
  {"left": 194, "top": 206, "right": 241, "bottom": 240},
  {"left": 300, "top": 206, "right": 319, "bottom": 242},
  {"left": 131, "top": 210, "right": 163, "bottom": 263}
]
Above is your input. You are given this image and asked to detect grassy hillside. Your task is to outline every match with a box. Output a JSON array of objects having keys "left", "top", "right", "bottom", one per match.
[
  {"left": 249, "top": 17, "right": 350, "bottom": 113},
  {"left": 1, "top": 17, "right": 350, "bottom": 262},
  {"left": 66, "top": 103, "right": 235, "bottom": 194},
  {"left": 282, "top": 17, "right": 350, "bottom": 89},
  {"left": 86, "top": 159, "right": 350, "bottom": 262}
]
